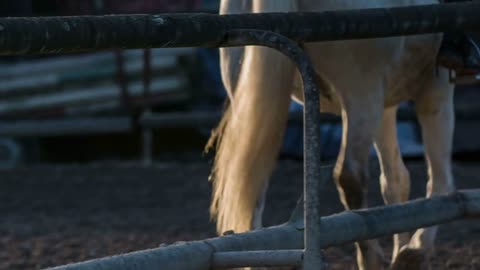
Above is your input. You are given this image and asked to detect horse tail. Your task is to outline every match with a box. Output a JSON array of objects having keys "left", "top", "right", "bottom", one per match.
[{"left": 208, "top": 0, "right": 298, "bottom": 235}]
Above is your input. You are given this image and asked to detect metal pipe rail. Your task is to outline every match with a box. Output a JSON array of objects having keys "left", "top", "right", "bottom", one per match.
[
  {"left": 0, "top": 2, "right": 479, "bottom": 55},
  {"left": 47, "top": 190, "right": 480, "bottom": 270},
  {"left": 212, "top": 250, "right": 304, "bottom": 268},
  {"left": 3, "top": 2, "right": 480, "bottom": 270},
  {"left": 220, "top": 29, "right": 326, "bottom": 269}
]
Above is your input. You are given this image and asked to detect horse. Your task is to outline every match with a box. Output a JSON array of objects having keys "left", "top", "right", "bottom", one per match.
[{"left": 207, "top": 1, "right": 455, "bottom": 269}]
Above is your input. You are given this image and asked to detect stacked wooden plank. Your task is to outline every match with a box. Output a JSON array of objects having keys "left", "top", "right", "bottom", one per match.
[{"left": 0, "top": 48, "right": 195, "bottom": 119}]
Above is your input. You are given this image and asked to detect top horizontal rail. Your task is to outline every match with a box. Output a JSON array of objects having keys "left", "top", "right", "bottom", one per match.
[{"left": 0, "top": 2, "right": 479, "bottom": 55}]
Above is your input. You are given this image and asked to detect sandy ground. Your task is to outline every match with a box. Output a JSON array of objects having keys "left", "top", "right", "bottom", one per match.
[{"left": 1, "top": 159, "right": 479, "bottom": 269}]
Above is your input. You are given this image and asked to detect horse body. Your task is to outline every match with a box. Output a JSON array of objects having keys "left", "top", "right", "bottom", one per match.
[{"left": 210, "top": 1, "right": 455, "bottom": 269}]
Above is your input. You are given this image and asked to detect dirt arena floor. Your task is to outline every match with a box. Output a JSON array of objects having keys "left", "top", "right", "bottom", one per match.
[{"left": 1, "top": 158, "right": 479, "bottom": 270}]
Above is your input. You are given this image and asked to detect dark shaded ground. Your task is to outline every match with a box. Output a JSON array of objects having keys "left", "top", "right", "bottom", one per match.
[{"left": 1, "top": 159, "right": 480, "bottom": 270}]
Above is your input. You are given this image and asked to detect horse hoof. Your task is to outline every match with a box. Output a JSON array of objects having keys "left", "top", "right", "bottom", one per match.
[{"left": 390, "top": 246, "right": 429, "bottom": 270}]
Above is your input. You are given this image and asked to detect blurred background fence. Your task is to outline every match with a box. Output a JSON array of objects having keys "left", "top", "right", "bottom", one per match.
[{"left": 0, "top": 0, "right": 479, "bottom": 168}]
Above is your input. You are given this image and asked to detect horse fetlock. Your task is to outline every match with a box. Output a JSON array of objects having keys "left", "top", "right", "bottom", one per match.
[
  {"left": 356, "top": 240, "right": 388, "bottom": 270},
  {"left": 380, "top": 172, "right": 410, "bottom": 204},
  {"left": 392, "top": 232, "right": 412, "bottom": 263},
  {"left": 426, "top": 177, "right": 455, "bottom": 197},
  {"left": 409, "top": 227, "right": 438, "bottom": 251},
  {"left": 391, "top": 245, "right": 430, "bottom": 270},
  {"left": 334, "top": 165, "right": 368, "bottom": 210}
]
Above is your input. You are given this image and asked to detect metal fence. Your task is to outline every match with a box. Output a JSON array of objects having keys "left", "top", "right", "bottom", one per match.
[{"left": 0, "top": 2, "right": 479, "bottom": 269}]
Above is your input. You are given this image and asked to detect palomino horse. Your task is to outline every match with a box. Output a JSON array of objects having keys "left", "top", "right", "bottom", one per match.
[{"left": 207, "top": 0, "right": 455, "bottom": 269}]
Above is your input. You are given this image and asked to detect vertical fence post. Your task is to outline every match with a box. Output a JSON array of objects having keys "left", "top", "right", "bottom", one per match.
[
  {"left": 299, "top": 47, "right": 326, "bottom": 270},
  {"left": 142, "top": 48, "right": 153, "bottom": 166},
  {"left": 222, "top": 29, "right": 327, "bottom": 269}
]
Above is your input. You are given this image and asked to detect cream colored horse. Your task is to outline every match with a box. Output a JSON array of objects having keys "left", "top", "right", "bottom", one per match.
[{"left": 208, "top": 0, "right": 455, "bottom": 269}]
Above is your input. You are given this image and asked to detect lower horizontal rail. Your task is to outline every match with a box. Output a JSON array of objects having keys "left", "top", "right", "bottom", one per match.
[
  {"left": 213, "top": 250, "right": 303, "bottom": 269},
  {"left": 47, "top": 190, "right": 480, "bottom": 270}
]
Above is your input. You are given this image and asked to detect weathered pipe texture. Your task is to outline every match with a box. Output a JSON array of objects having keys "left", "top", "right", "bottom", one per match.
[
  {"left": 0, "top": 2, "right": 479, "bottom": 54},
  {"left": 47, "top": 190, "right": 480, "bottom": 270}
]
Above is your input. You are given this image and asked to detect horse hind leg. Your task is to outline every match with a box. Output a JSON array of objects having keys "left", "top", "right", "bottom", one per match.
[
  {"left": 392, "top": 70, "right": 455, "bottom": 270},
  {"left": 251, "top": 180, "right": 269, "bottom": 230},
  {"left": 373, "top": 105, "right": 412, "bottom": 263},
  {"left": 334, "top": 94, "right": 386, "bottom": 270},
  {"left": 251, "top": 178, "right": 295, "bottom": 270}
]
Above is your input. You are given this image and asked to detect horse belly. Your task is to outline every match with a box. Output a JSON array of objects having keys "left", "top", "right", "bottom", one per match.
[
  {"left": 287, "top": 0, "right": 443, "bottom": 114},
  {"left": 383, "top": 33, "right": 442, "bottom": 107},
  {"left": 298, "top": 29, "right": 441, "bottom": 112}
]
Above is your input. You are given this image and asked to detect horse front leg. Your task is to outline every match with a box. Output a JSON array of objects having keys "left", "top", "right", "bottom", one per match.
[
  {"left": 374, "top": 105, "right": 411, "bottom": 263},
  {"left": 392, "top": 70, "right": 455, "bottom": 270},
  {"left": 334, "top": 95, "right": 386, "bottom": 270}
]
